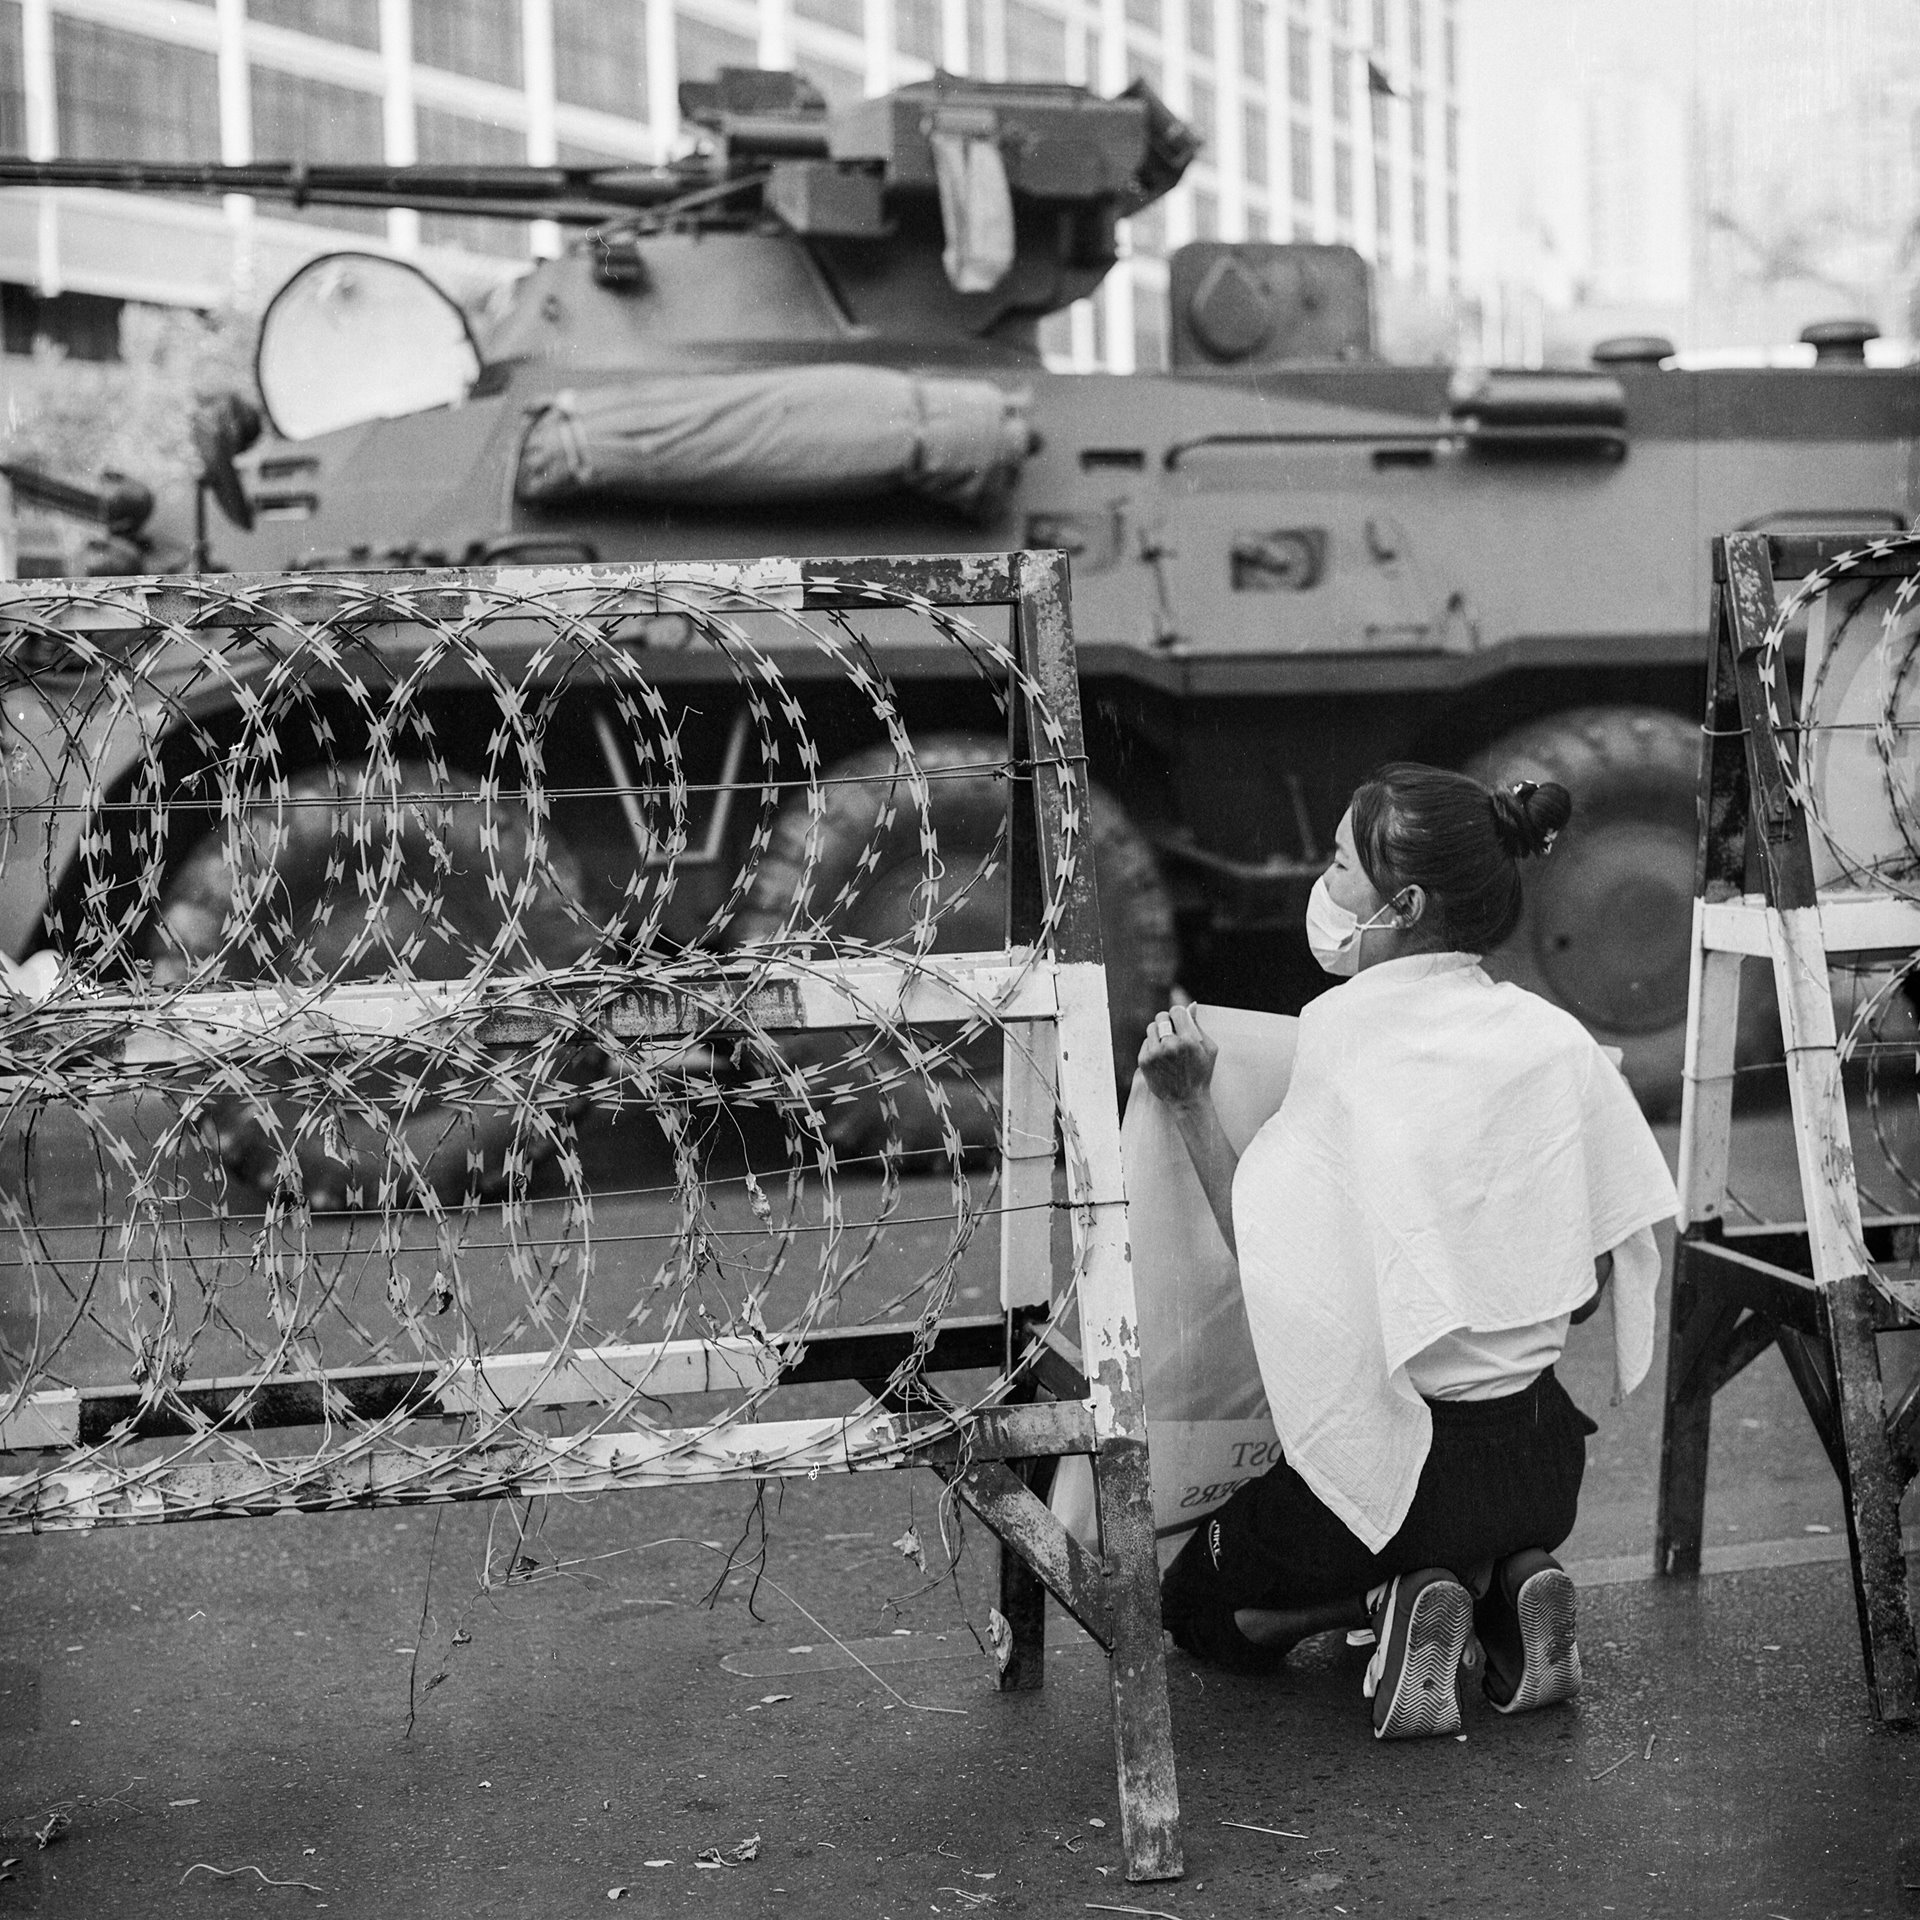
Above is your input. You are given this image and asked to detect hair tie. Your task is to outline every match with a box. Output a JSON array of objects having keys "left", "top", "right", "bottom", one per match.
[{"left": 1502, "top": 779, "right": 1559, "bottom": 856}]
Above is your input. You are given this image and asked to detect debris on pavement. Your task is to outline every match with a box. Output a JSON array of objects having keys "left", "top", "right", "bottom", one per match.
[
  {"left": 694, "top": 1834, "right": 762, "bottom": 1869},
  {"left": 33, "top": 1812, "right": 69, "bottom": 1850},
  {"left": 180, "top": 1862, "right": 324, "bottom": 1892}
]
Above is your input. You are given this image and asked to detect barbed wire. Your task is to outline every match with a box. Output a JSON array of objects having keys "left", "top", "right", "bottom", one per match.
[{"left": 0, "top": 564, "right": 1087, "bottom": 1529}]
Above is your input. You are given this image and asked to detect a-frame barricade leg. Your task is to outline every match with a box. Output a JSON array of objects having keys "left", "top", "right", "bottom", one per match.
[{"left": 1660, "top": 530, "right": 1920, "bottom": 1724}]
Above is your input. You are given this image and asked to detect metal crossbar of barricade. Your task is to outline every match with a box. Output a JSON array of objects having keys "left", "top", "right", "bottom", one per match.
[
  {"left": 0, "top": 551, "right": 1182, "bottom": 1879},
  {"left": 1664, "top": 528, "right": 1920, "bottom": 1728}
]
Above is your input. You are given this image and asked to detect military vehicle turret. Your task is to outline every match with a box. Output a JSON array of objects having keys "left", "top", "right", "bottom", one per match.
[{"left": 1, "top": 66, "right": 1914, "bottom": 1133}]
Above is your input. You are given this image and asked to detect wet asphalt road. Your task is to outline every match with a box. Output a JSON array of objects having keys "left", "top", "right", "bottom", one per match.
[{"left": 7, "top": 1103, "right": 1920, "bottom": 1919}]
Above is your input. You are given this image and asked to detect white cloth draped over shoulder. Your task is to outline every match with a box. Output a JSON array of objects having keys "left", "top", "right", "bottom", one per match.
[{"left": 1232, "top": 950, "right": 1679, "bottom": 1553}]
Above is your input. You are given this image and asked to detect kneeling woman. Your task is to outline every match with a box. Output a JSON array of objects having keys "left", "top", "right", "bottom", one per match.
[{"left": 1142, "top": 765, "right": 1677, "bottom": 1739}]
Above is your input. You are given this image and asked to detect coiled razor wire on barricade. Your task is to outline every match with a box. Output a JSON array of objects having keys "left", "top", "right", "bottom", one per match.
[
  {"left": 0, "top": 559, "right": 1089, "bottom": 1522},
  {"left": 0, "top": 552, "right": 1186, "bottom": 1882},
  {"left": 1744, "top": 528, "right": 1920, "bottom": 1213}
]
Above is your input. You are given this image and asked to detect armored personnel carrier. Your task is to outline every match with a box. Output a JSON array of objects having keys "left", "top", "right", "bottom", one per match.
[{"left": 1, "top": 68, "right": 1913, "bottom": 1132}]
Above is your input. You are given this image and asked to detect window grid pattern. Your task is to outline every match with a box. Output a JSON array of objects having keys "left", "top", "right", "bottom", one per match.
[
  {"left": 0, "top": 0, "right": 21, "bottom": 156},
  {"left": 1241, "top": 99, "right": 1267, "bottom": 185},
  {"left": 412, "top": 0, "right": 521, "bottom": 87},
  {"left": 897, "top": 0, "right": 943, "bottom": 64},
  {"left": 54, "top": 17, "right": 219, "bottom": 161},
  {"left": 675, "top": 14, "right": 759, "bottom": 83},
  {"left": 247, "top": 0, "right": 379, "bottom": 50},
  {"left": 793, "top": 0, "right": 864, "bottom": 35},
  {"left": 1239, "top": 0, "right": 1264, "bottom": 83},
  {"left": 416, "top": 104, "right": 526, "bottom": 254},
  {"left": 1289, "top": 118, "right": 1311, "bottom": 205},
  {"left": 250, "top": 65, "right": 385, "bottom": 232},
  {"left": 1008, "top": 2, "right": 1069, "bottom": 80},
  {"left": 553, "top": 0, "right": 647, "bottom": 115},
  {"left": 1187, "top": 75, "right": 1215, "bottom": 145}
]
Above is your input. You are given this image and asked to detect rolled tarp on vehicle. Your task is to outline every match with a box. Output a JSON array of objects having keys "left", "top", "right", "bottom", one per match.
[{"left": 514, "top": 365, "right": 1032, "bottom": 518}]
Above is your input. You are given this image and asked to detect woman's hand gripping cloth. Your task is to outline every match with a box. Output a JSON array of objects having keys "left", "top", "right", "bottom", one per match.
[
  {"left": 1050, "top": 1005, "right": 1298, "bottom": 1565},
  {"left": 1232, "top": 951, "right": 1680, "bottom": 1553}
]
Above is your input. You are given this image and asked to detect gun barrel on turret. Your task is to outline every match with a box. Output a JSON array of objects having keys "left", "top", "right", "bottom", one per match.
[
  {"left": 0, "top": 71, "right": 1192, "bottom": 234},
  {"left": 0, "top": 156, "right": 719, "bottom": 224}
]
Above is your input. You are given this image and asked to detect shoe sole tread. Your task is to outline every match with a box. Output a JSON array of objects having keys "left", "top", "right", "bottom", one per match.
[
  {"left": 1373, "top": 1579, "right": 1471, "bottom": 1740},
  {"left": 1491, "top": 1566, "right": 1582, "bottom": 1715}
]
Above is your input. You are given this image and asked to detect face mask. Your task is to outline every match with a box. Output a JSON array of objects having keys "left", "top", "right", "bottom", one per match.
[{"left": 1305, "top": 871, "right": 1402, "bottom": 977}]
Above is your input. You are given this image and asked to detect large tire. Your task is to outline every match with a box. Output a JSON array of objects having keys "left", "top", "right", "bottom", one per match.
[
  {"left": 144, "top": 760, "right": 600, "bottom": 1209},
  {"left": 727, "top": 733, "right": 1178, "bottom": 1157},
  {"left": 1464, "top": 707, "right": 1730, "bottom": 1117}
]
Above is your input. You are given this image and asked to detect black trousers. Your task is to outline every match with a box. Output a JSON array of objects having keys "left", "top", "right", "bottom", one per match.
[{"left": 1160, "top": 1369, "right": 1595, "bottom": 1664}]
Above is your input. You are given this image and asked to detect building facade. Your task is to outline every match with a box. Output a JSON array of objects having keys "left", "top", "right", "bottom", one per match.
[{"left": 0, "top": 0, "right": 1463, "bottom": 370}]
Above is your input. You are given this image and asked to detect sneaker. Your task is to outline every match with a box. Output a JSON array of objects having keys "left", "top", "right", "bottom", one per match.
[
  {"left": 1476, "top": 1548, "right": 1582, "bottom": 1714},
  {"left": 1363, "top": 1569, "right": 1473, "bottom": 1740}
]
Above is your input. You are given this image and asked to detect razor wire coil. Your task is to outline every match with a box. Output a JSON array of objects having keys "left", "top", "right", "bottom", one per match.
[{"left": 0, "top": 563, "right": 1088, "bottom": 1528}]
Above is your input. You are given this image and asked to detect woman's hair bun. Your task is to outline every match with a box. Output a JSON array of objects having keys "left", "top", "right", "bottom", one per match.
[{"left": 1487, "top": 778, "right": 1573, "bottom": 860}]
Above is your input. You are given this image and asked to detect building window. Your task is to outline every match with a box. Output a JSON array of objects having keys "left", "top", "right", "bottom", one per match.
[
  {"left": 1330, "top": 0, "right": 1349, "bottom": 28},
  {"left": 1289, "top": 119, "right": 1312, "bottom": 204},
  {"left": 1370, "top": 88, "right": 1390, "bottom": 146},
  {"left": 1239, "top": 0, "right": 1265, "bottom": 82},
  {"left": 1242, "top": 100, "right": 1267, "bottom": 185},
  {"left": 897, "top": 0, "right": 943, "bottom": 64},
  {"left": 1191, "top": 186, "right": 1217, "bottom": 238},
  {"left": 1187, "top": 76, "right": 1215, "bottom": 146},
  {"left": 1129, "top": 200, "right": 1167, "bottom": 256},
  {"left": 1442, "top": 3, "right": 1457, "bottom": 88},
  {"left": 676, "top": 14, "right": 759, "bottom": 83},
  {"left": 1286, "top": 21, "right": 1309, "bottom": 106},
  {"left": 1128, "top": 45, "right": 1163, "bottom": 94},
  {"left": 1446, "top": 188, "right": 1459, "bottom": 260},
  {"left": 1126, "top": 0, "right": 1161, "bottom": 29},
  {"left": 1373, "top": 156, "right": 1391, "bottom": 254},
  {"left": 2, "top": 283, "right": 122, "bottom": 361},
  {"left": 250, "top": 67, "right": 385, "bottom": 232},
  {"left": 55, "top": 18, "right": 219, "bottom": 161},
  {"left": 1330, "top": 42, "right": 1349, "bottom": 123},
  {"left": 412, "top": 0, "right": 521, "bottom": 87},
  {"left": 416, "top": 106, "right": 525, "bottom": 255},
  {"left": 1371, "top": 0, "right": 1388, "bottom": 50},
  {"left": 1186, "top": 0, "right": 1212, "bottom": 60},
  {"left": 1445, "top": 101, "right": 1458, "bottom": 175},
  {"left": 794, "top": 0, "right": 864, "bottom": 34},
  {"left": 247, "top": 0, "right": 379, "bottom": 50},
  {"left": 795, "top": 57, "right": 863, "bottom": 105},
  {"left": 1007, "top": 2, "right": 1069, "bottom": 79},
  {"left": 1245, "top": 201, "right": 1267, "bottom": 238},
  {"left": 553, "top": 0, "right": 646, "bottom": 118},
  {"left": 1410, "top": 168, "right": 1426, "bottom": 246},
  {"left": 1406, "top": 0, "right": 1423, "bottom": 70},
  {"left": 1333, "top": 138, "right": 1352, "bottom": 218},
  {"left": 1134, "top": 290, "right": 1167, "bottom": 372},
  {"left": 0, "top": 2, "right": 21, "bottom": 156},
  {"left": 1408, "top": 87, "right": 1424, "bottom": 159}
]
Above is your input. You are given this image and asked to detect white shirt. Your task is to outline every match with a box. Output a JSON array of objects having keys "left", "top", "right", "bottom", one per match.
[{"left": 1232, "top": 951, "right": 1679, "bottom": 1551}]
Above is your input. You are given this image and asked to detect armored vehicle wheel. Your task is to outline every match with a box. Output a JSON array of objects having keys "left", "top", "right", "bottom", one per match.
[
  {"left": 1464, "top": 706, "right": 1725, "bottom": 1117},
  {"left": 726, "top": 733, "right": 1177, "bottom": 1158},
  {"left": 144, "top": 759, "right": 600, "bottom": 1209}
]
